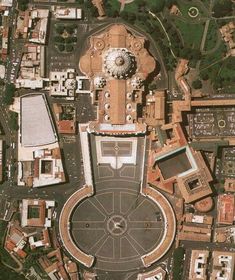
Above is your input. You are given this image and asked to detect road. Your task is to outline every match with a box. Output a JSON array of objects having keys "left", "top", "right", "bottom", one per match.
[{"left": 149, "top": 11, "right": 177, "bottom": 59}]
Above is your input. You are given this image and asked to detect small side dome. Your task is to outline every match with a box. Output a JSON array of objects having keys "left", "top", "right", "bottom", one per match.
[
  {"left": 104, "top": 114, "right": 110, "bottom": 121},
  {"left": 126, "top": 115, "right": 132, "bottom": 121},
  {"left": 105, "top": 103, "right": 110, "bottom": 110},
  {"left": 126, "top": 103, "right": 132, "bottom": 110},
  {"left": 105, "top": 91, "right": 110, "bottom": 98},
  {"left": 94, "top": 76, "right": 106, "bottom": 88},
  {"left": 131, "top": 77, "right": 143, "bottom": 89}
]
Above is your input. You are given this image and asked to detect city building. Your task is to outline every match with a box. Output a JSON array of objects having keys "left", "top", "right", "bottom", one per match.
[
  {"left": 147, "top": 124, "right": 213, "bottom": 203},
  {"left": 137, "top": 267, "right": 166, "bottom": 280},
  {"left": 79, "top": 24, "right": 156, "bottom": 134},
  {"left": 92, "top": 0, "right": 106, "bottom": 18},
  {"left": 143, "top": 90, "right": 166, "bottom": 127},
  {"left": 38, "top": 249, "right": 69, "bottom": 280},
  {"left": 219, "top": 22, "right": 235, "bottom": 56},
  {"left": 189, "top": 250, "right": 209, "bottom": 280},
  {"left": 217, "top": 194, "right": 235, "bottom": 225},
  {"left": 214, "top": 226, "right": 235, "bottom": 243},
  {"left": 28, "top": 228, "right": 51, "bottom": 249},
  {"left": 0, "top": 0, "right": 12, "bottom": 7},
  {"left": 53, "top": 103, "right": 76, "bottom": 134},
  {"left": 0, "top": 139, "right": 3, "bottom": 182},
  {"left": 211, "top": 251, "right": 235, "bottom": 280},
  {"left": 178, "top": 224, "right": 212, "bottom": 242},
  {"left": 13, "top": 93, "right": 65, "bottom": 187},
  {"left": 64, "top": 260, "right": 79, "bottom": 280},
  {"left": 54, "top": 7, "right": 82, "bottom": 19},
  {"left": 224, "top": 178, "right": 235, "bottom": 192},
  {"left": 49, "top": 69, "right": 82, "bottom": 99},
  {"left": 21, "top": 199, "right": 55, "bottom": 227},
  {"left": 16, "top": 44, "right": 46, "bottom": 89},
  {"left": 4, "top": 221, "right": 27, "bottom": 259},
  {"left": 0, "top": 13, "right": 9, "bottom": 61},
  {"left": 15, "top": 8, "right": 49, "bottom": 44},
  {"left": 184, "top": 213, "right": 213, "bottom": 225}
]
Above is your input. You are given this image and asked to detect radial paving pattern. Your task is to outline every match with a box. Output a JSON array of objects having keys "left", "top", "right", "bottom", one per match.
[{"left": 70, "top": 188, "right": 165, "bottom": 271}]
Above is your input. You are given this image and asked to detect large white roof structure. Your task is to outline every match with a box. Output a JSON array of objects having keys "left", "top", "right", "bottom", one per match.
[
  {"left": 21, "top": 93, "right": 57, "bottom": 147},
  {"left": 0, "top": 0, "right": 13, "bottom": 7}
]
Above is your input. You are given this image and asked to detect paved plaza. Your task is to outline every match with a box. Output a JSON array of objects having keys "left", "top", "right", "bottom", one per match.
[
  {"left": 66, "top": 135, "right": 166, "bottom": 271},
  {"left": 70, "top": 188, "right": 165, "bottom": 271}
]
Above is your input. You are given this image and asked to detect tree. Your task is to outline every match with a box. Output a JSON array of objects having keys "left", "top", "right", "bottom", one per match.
[
  {"left": 0, "top": 261, "right": 26, "bottom": 280},
  {"left": 179, "top": 48, "right": 201, "bottom": 61},
  {"left": 128, "top": 13, "right": 136, "bottom": 24},
  {"left": 217, "top": 187, "right": 225, "bottom": 194},
  {"left": 66, "top": 44, "right": 74, "bottom": 52},
  {"left": 18, "top": 0, "right": 29, "bottom": 11},
  {"left": 136, "top": 0, "right": 146, "bottom": 8},
  {"left": 54, "top": 36, "right": 65, "bottom": 43},
  {"left": 200, "top": 72, "right": 209, "bottom": 81},
  {"left": 90, "top": 6, "right": 99, "bottom": 17},
  {"left": 57, "top": 44, "right": 65, "bottom": 52},
  {"left": 192, "top": 79, "right": 203, "bottom": 89},
  {"left": 56, "top": 25, "right": 65, "bottom": 35},
  {"left": 166, "top": 0, "right": 176, "bottom": 8},
  {"left": 65, "top": 25, "right": 75, "bottom": 35},
  {"left": 76, "top": 0, "right": 84, "bottom": 4},
  {"left": 213, "top": 0, "right": 233, "bottom": 18},
  {"left": 3, "top": 83, "right": 15, "bottom": 105},
  {"left": 9, "top": 112, "right": 19, "bottom": 131},
  {"left": 65, "top": 37, "right": 73, "bottom": 44},
  {"left": 172, "top": 247, "right": 185, "bottom": 280},
  {"left": 106, "top": 8, "right": 119, "bottom": 18},
  {"left": 120, "top": 11, "right": 129, "bottom": 21},
  {"left": 148, "top": 82, "right": 157, "bottom": 90},
  {"left": 72, "top": 36, "right": 77, "bottom": 43},
  {"left": 179, "top": 48, "right": 191, "bottom": 59},
  {"left": 84, "top": 0, "right": 93, "bottom": 8},
  {"left": 150, "top": 0, "right": 166, "bottom": 13}
]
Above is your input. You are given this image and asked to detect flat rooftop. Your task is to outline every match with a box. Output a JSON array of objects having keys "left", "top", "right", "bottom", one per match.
[
  {"left": 21, "top": 94, "right": 57, "bottom": 147},
  {"left": 156, "top": 148, "right": 192, "bottom": 180}
]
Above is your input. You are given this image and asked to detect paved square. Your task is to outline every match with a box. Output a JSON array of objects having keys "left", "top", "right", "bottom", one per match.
[{"left": 70, "top": 188, "right": 165, "bottom": 271}]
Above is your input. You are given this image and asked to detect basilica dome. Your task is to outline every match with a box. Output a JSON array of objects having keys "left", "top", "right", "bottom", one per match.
[{"left": 104, "top": 48, "right": 136, "bottom": 79}]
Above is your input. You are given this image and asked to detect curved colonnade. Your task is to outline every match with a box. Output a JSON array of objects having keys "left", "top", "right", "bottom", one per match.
[
  {"left": 59, "top": 185, "right": 95, "bottom": 268},
  {"left": 141, "top": 186, "right": 176, "bottom": 267}
]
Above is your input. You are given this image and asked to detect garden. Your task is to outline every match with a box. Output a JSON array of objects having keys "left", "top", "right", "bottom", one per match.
[{"left": 54, "top": 24, "right": 78, "bottom": 53}]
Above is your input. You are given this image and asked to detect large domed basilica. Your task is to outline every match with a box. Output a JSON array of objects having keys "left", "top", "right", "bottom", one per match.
[{"left": 79, "top": 24, "right": 157, "bottom": 126}]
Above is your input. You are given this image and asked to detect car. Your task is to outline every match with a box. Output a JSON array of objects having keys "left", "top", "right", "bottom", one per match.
[{"left": 10, "top": 143, "right": 15, "bottom": 149}]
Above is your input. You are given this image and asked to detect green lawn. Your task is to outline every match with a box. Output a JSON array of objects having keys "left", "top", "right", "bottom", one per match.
[
  {"left": 200, "top": 43, "right": 226, "bottom": 69},
  {"left": 108, "top": 0, "right": 121, "bottom": 11},
  {"left": 28, "top": 207, "right": 40, "bottom": 219},
  {"left": 219, "top": 57, "right": 235, "bottom": 81},
  {"left": 123, "top": 0, "right": 166, "bottom": 13},
  {"left": 0, "top": 221, "right": 19, "bottom": 269},
  {"left": 204, "top": 19, "right": 220, "bottom": 51},
  {"left": 200, "top": 43, "right": 235, "bottom": 89},
  {"left": 0, "top": 263, "right": 25, "bottom": 280},
  {"left": 174, "top": 19, "right": 204, "bottom": 49},
  {"left": 176, "top": 0, "right": 209, "bottom": 20},
  {"left": 122, "top": 1, "right": 138, "bottom": 13}
]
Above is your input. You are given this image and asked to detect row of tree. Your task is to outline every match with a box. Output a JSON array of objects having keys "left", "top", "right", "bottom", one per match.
[
  {"left": 172, "top": 247, "right": 185, "bottom": 280},
  {"left": 212, "top": 0, "right": 233, "bottom": 18}
]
